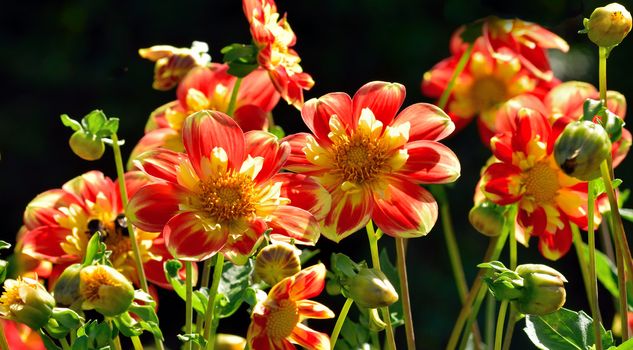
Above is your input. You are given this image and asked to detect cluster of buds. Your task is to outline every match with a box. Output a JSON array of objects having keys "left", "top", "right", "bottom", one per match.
[{"left": 479, "top": 261, "right": 567, "bottom": 315}]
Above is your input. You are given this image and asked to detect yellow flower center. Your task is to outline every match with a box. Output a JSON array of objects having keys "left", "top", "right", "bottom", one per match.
[
  {"left": 524, "top": 162, "right": 560, "bottom": 204},
  {"left": 198, "top": 173, "right": 256, "bottom": 222},
  {"left": 0, "top": 281, "right": 23, "bottom": 308},
  {"left": 265, "top": 299, "right": 299, "bottom": 340},
  {"left": 471, "top": 76, "right": 507, "bottom": 110},
  {"left": 81, "top": 268, "right": 122, "bottom": 302},
  {"left": 333, "top": 134, "right": 389, "bottom": 184}
]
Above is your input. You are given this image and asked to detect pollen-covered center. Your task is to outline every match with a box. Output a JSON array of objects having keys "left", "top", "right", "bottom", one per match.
[
  {"left": 198, "top": 173, "right": 256, "bottom": 222},
  {"left": 0, "top": 281, "right": 23, "bottom": 307},
  {"left": 81, "top": 269, "right": 120, "bottom": 302},
  {"left": 524, "top": 162, "right": 560, "bottom": 204},
  {"left": 471, "top": 76, "right": 507, "bottom": 110},
  {"left": 265, "top": 299, "right": 299, "bottom": 340},
  {"left": 334, "top": 134, "right": 389, "bottom": 184}
]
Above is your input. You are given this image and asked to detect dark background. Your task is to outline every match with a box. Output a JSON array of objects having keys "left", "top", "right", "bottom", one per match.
[{"left": 1, "top": 0, "right": 633, "bottom": 348}]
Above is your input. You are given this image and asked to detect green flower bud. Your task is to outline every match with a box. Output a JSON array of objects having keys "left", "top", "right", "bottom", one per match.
[
  {"left": 69, "top": 131, "right": 105, "bottom": 161},
  {"left": 79, "top": 265, "right": 134, "bottom": 317},
  {"left": 554, "top": 120, "right": 612, "bottom": 181},
  {"left": 254, "top": 242, "right": 301, "bottom": 286},
  {"left": 346, "top": 268, "right": 398, "bottom": 309},
  {"left": 53, "top": 263, "right": 82, "bottom": 307},
  {"left": 0, "top": 277, "right": 55, "bottom": 329},
  {"left": 584, "top": 3, "right": 632, "bottom": 47},
  {"left": 469, "top": 200, "right": 507, "bottom": 237},
  {"left": 514, "top": 264, "right": 567, "bottom": 315},
  {"left": 215, "top": 333, "right": 247, "bottom": 350}
]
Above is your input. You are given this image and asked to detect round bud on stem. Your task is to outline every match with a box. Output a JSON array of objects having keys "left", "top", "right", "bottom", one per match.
[
  {"left": 79, "top": 265, "right": 134, "bottom": 317},
  {"left": 584, "top": 3, "right": 632, "bottom": 47},
  {"left": 69, "top": 131, "right": 105, "bottom": 161},
  {"left": 514, "top": 264, "right": 567, "bottom": 315},
  {"left": 53, "top": 263, "right": 82, "bottom": 307},
  {"left": 469, "top": 200, "right": 506, "bottom": 237},
  {"left": 0, "top": 277, "right": 55, "bottom": 329},
  {"left": 554, "top": 120, "right": 612, "bottom": 181},
  {"left": 254, "top": 242, "right": 301, "bottom": 286},
  {"left": 346, "top": 268, "right": 398, "bottom": 309}
]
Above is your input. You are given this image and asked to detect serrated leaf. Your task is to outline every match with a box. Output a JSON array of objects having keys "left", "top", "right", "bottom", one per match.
[
  {"left": 60, "top": 114, "right": 82, "bottom": 132},
  {"left": 524, "top": 308, "right": 614, "bottom": 350},
  {"left": 82, "top": 110, "right": 107, "bottom": 134},
  {"left": 0, "top": 240, "right": 11, "bottom": 250},
  {"left": 112, "top": 312, "right": 142, "bottom": 337},
  {"left": 217, "top": 259, "right": 253, "bottom": 318},
  {"left": 139, "top": 320, "right": 163, "bottom": 339}
]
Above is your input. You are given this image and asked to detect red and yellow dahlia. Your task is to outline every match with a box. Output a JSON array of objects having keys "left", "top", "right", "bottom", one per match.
[
  {"left": 243, "top": 0, "right": 314, "bottom": 108},
  {"left": 480, "top": 104, "right": 603, "bottom": 260},
  {"left": 18, "top": 170, "right": 173, "bottom": 288},
  {"left": 247, "top": 263, "right": 334, "bottom": 350},
  {"left": 283, "top": 81, "right": 461, "bottom": 242},
  {"left": 129, "top": 63, "right": 280, "bottom": 165},
  {"left": 127, "top": 110, "right": 328, "bottom": 262},
  {"left": 139, "top": 41, "right": 211, "bottom": 91}
]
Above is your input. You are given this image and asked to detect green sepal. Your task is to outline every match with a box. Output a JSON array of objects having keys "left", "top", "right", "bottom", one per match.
[
  {"left": 269, "top": 125, "right": 285, "bottom": 139},
  {"left": 38, "top": 329, "right": 63, "bottom": 350},
  {"left": 178, "top": 333, "right": 208, "bottom": 348},
  {"left": 81, "top": 110, "right": 107, "bottom": 134},
  {"left": 164, "top": 259, "right": 207, "bottom": 314},
  {"left": 60, "top": 114, "right": 82, "bottom": 132},
  {"left": 82, "top": 233, "right": 102, "bottom": 267},
  {"left": 96, "top": 118, "right": 119, "bottom": 138},
  {"left": 582, "top": 98, "right": 624, "bottom": 142},
  {"left": 221, "top": 43, "right": 259, "bottom": 78},
  {"left": 51, "top": 307, "right": 82, "bottom": 330},
  {"left": 112, "top": 312, "right": 142, "bottom": 337},
  {"left": 76, "top": 320, "right": 111, "bottom": 349},
  {"left": 0, "top": 240, "right": 11, "bottom": 250}
]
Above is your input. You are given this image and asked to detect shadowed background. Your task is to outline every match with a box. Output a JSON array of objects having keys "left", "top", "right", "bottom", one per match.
[{"left": 1, "top": 0, "right": 632, "bottom": 348}]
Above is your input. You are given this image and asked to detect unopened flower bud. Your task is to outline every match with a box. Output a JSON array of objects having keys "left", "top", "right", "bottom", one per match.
[
  {"left": 346, "top": 268, "right": 398, "bottom": 309},
  {"left": 514, "top": 264, "right": 567, "bottom": 315},
  {"left": 254, "top": 242, "right": 301, "bottom": 286},
  {"left": 469, "top": 200, "right": 506, "bottom": 237},
  {"left": 0, "top": 277, "right": 55, "bottom": 329},
  {"left": 215, "top": 333, "right": 247, "bottom": 350},
  {"left": 583, "top": 3, "right": 632, "bottom": 47},
  {"left": 69, "top": 131, "right": 105, "bottom": 161},
  {"left": 79, "top": 265, "right": 134, "bottom": 317},
  {"left": 554, "top": 120, "right": 612, "bottom": 181},
  {"left": 53, "top": 263, "right": 82, "bottom": 307}
]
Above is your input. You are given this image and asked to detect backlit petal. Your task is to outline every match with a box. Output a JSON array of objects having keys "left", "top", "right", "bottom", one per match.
[
  {"left": 352, "top": 81, "right": 405, "bottom": 127},
  {"left": 268, "top": 206, "right": 320, "bottom": 246},
  {"left": 163, "top": 211, "right": 228, "bottom": 261},
  {"left": 392, "top": 103, "right": 455, "bottom": 141},
  {"left": 127, "top": 182, "right": 184, "bottom": 232},
  {"left": 481, "top": 163, "right": 524, "bottom": 205},
  {"left": 321, "top": 187, "right": 373, "bottom": 242},
  {"left": 23, "top": 189, "right": 82, "bottom": 230},
  {"left": 245, "top": 131, "right": 290, "bottom": 182},
  {"left": 289, "top": 263, "right": 326, "bottom": 300},
  {"left": 274, "top": 173, "right": 332, "bottom": 221},
  {"left": 288, "top": 323, "right": 330, "bottom": 350},
  {"left": 20, "top": 226, "right": 77, "bottom": 263},
  {"left": 301, "top": 92, "right": 352, "bottom": 142},
  {"left": 538, "top": 224, "right": 572, "bottom": 261},
  {"left": 133, "top": 148, "right": 186, "bottom": 184},
  {"left": 296, "top": 300, "right": 335, "bottom": 319},
  {"left": 401, "top": 140, "right": 461, "bottom": 184}
]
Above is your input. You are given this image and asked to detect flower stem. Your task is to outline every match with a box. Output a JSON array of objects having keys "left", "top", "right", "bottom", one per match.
[
  {"left": 204, "top": 254, "right": 225, "bottom": 350},
  {"left": 185, "top": 261, "right": 194, "bottom": 350},
  {"left": 226, "top": 77, "right": 243, "bottom": 117},
  {"left": 485, "top": 294, "right": 496, "bottom": 350},
  {"left": 365, "top": 221, "right": 397, "bottom": 350},
  {"left": 438, "top": 43, "right": 474, "bottom": 110},
  {"left": 60, "top": 337, "right": 71, "bottom": 350},
  {"left": 132, "top": 335, "right": 144, "bottom": 350},
  {"left": 571, "top": 224, "right": 593, "bottom": 306},
  {"left": 458, "top": 284, "right": 488, "bottom": 350},
  {"left": 493, "top": 301, "right": 509, "bottom": 350},
  {"left": 446, "top": 227, "right": 509, "bottom": 350},
  {"left": 611, "top": 213, "right": 629, "bottom": 341},
  {"left": 500, "top": 307, "right": 518, "bottom": 350},
  {"left": 111, "top": 133, "right": 149, "bottom": 292},
  {"left": 587, "top": 180, "right": 603, "bottom": 350},
  {"left": 437, "top": 188, "right": 469, "bottom": 302},
  {"left": 196, "top": 259, "right": 213, "bottom": 338},
  {"left": 0, "top": 321, "right": 9, "bottom": 350},
  {"left": 330, "top": 297, "right": 354, "bottom": 349},
  {"left": 396, "top": 237, "right": 416, "bottom": 349},
  {"left": 599, "top": 47, "right": 608, "bottom": 101},
  {"left": 508, "top": 205, "right": 517, "bottom": 270}
]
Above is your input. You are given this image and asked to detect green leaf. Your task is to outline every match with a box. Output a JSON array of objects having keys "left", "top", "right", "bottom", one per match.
[
  {"left": 617, "top": 338, "right": 633, "bottom": 349},
  {"left": 164, "top": 260, "right": 206, "bottom": 314},
  {"left": 60, "top": 114, "right": 82, "bottom": 132},
  {"left": 331, "top": 253, "right": 361, "bottom": 278},
  {"left": 70, "top": 336, "right": 89, "bottom": 350},
  {"left": 217, "top": 259, "right": 253, "bottom": 318},
  {"left": 38, "top": 329, "right": 63, "bottom": 350},
  {"left": 0, "top": 259, "right": 7, "bottom": 284},
  {"left": 82, "top": 233, "right": 101, "bottom": 267},
  {"left": 51, "top": 307, "right": 82, "bottom": 330},
  {"left": 226, "top": 62, "right": 259, "bottom": 78},
  {"left": 593, "top": 178, "right": 622, "bottom": 197},
  {"left": 524, "top": 308, "right": 614, "bottom": 350},
  {"left": 379, "top": 249, "right": 404, "bottom": 328},
  {"left": 620, "top": 208, "right": 633, "bottom": 222},
  {"left": 0, "top": 240, "right": 11, "bottom": 250},
  {"left": 96, "top": 118, "right": 119, "bottom": 138},
  {"left": 269, "top": 125, "right": 285, "bottom": 139},
  {"left": 178, "top": 333, "right": 207, "bottom": 348},
  {"left": 82, "top": 110, "right": 107, "bottom": 134},
  {"left": 579, "top": 243, "right": 620, "bottom": 300},
  {"left": 112, "top": 312, "right": 142, "bottom": 337}
]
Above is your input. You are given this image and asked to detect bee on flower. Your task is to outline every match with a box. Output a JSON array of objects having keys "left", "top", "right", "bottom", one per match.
[{"left": 283, "top": 81, "right": 461, "bottom": 241}]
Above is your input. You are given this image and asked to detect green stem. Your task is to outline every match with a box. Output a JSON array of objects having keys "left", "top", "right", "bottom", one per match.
[
  {"left": 330, "top": 298, "right": 354, "bottom": 349},
  {"left": 438, "top": 43, "right": 474, "bottom": 110},
  {"left": 396, "top": 237, "right": 416, "bottom": 349},
  {"left": 588, "top": 180, "right": 603, "bottom": 350},
  {"left": 571, "top": 224, "right": 593, "bottom": 306},
  {"left": 500, "top": 306, "right": 518, "bottom": 350},
  {"left": 458, "top": 284, "right": 488, "bottom": 350},
  {"left": 508, "top": 205, "right": 517, "bottom": 270},
  {"left": 0, "top": 322, "right": 9, "bottom": 350},
  {"left": 107, "top": 319, "right": 123, "bottom": 350},
  {"left": 204, "top": 254, "right": 225, "bottom": 350},
  {"left": 611, "top": 213, "right": 629, "bottom": 341},
  {"left": 365, "top": 221, "right": 397, "bottom": 350},
  {"left": 132, "top": 335, "right": 144, "bottom": 350},
  {"left": 60, "top": 337, "right": 71, "bottom": 350},
  {"left": 226, "top": 77, "right": 243, "bottom": 117},
  {"left": 493, "top": 301, "right": 509, "bottom": 350},
  {"left": 446, "top": 228, "right": 509, "bottom": 350},
  {"left": 438, "top": 189, "right": 469, "bottom": 302},
  {"left": 196, "top": 259, "right": 213, "bottom": 338},
  {"left": 599, "top": 47, "right": 608, "bottom": 101},
  {"left": 485, "top": 294, "right": 496, "bottom": 350},
  {"left": 185, "top": 261, "right": 194, "bottom": 350},
  {"left": 111, "top": 133, "right": 149, "bottom": 292}
]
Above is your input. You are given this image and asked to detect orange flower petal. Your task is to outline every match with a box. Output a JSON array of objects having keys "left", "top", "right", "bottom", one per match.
[
  {"left": 352, "top": 81, "right": 405, "bottom": 127},
  {"left": 296, "top": 300, "right": 335, "bottom": 319},
  {"left": 288, "top": 323, "right": 330, "bottom": 350},
  {"left": 268, "top": 206, "right": 320, "bottom": 246},
  {"left": 23, "top": 189, "right": 81, "bottom": 230},
  {"left": 127, "top": 182, "right": 183, "bottom": 232},
  {"left": 289, "top": 263, "right": 327, "bottom": 301},
  {"left": 274, "top": 173, "right": 331, "bottom": 221},
  {"left": 301, "top": 92, "right": 353, "bottom": 143},
  {"left": 401, "top": 140, "right": 461, "bottom": 184},
  {"left": 392, "top": 103, "right": 455, "bottom": 142},
  {"left": 321, "top": 188, "right": 373, "bottom": 242},
  {"left": 538, "top": 224, "right": 572, "bottom": 261},
  {"left": 164, "top": 211, "right": 228, "bottom": 261},
  {"left": 132, "top": 148, "right": 185, "bottom": 184},
  {"left": 20, "top": 226, "right": 77, "bottom": 263},
  {"left": 245, "top": 131, "right": 290, "bottom": 183}
]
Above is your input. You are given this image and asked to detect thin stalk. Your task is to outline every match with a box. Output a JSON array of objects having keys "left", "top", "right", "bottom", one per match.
[
  {"left": 226, "top": 77, "right": 243, "bottom": 117},
  {"left": 587, "top": 180, "right": 603, "bottom": 350},
  {"left": 330, "top": 298, "right": 354, "bottom": 349},
  {"left": 501, "top": 307, "right": 518, "bottom": 350},
  {"left": 204, "top": 254, "right": 225, "bottom": 350},
  {"left": 196, "top": 259, "right": 213, "bottom": 336},
  {"left": 459, "top": 284, "right": 488, "bottom": 350},
  {"left": 599, "top": 47, "right": 607, "bottom": 101},
  {"left": 446, "top": 228, "right": 509, "bottom": 350},
  {"left": 111, "top": 133, "right": 148, "bottom": 292},
  {"left": 571, "top": 225, "right": 593, "bottom": 305},
  {"left": 60, "top": 337, "right": 71, "bottom": 350},
  {"left": 132, "top": 336, "right": 144, "bottom": 350},
  {"left": 0, "top": 322, "right": 9, "bottom": 350},
  {"left": 438, "top": 44, "right": 474, "bottom": 110},
  {"left": 508, "top": 205, "right": 517, "bottom": 270},
  {"left": 185, "top": 261, "right": 194, "bottom": 350},
  {"left": 366, "top": 221, "right": 397, "bottom": 350},
  {"left": 485, "top": 294, "right": 496, "bottom": 350},
  {"left": 107, "top": 319, "right": 123, "bottom": 350},
  {"left": 493, "top": 301, "right": 509, "bottom": 350},
  {"left": 438, "top": 191, "right": 469, "bottom": 302},
  {"left": 396, "top": 237, "right": 416, "bottom": 349},
  {"left": 611, "top": 213, "right": 629, "bottom": 341}
]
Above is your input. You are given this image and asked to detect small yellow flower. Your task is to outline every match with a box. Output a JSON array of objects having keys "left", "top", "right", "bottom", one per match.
[{"left": 0, "top": 277, "right": 55, "bottom": 330}]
